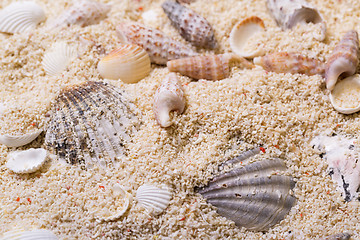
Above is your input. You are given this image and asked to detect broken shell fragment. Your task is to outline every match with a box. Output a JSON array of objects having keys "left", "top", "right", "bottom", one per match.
[
  {"left": 229, "top": 16, "right": 266, "bottom": 58},
  {"left": 325, "top": 30, "right": 359, "bottom": 91},
  {"left": 0, "top": 130, "right": 42, "bottom": 147},
  {"left": 153, "top": 73, "right": 185, "bottom": 127},
  {"left": 97, "top": 44, "right": 151, "bottom": 83},
  {"left": 6, "top": 148, "right": 47, "bottom": 174},
  {"left": 136, "top": 184, "right": 172, "bottom": 215},
  {"left": 320, "top": 232, "right": 351, "bottom": 240},
  {"left": 0, "top": 229, "right": 58, "bottom": 240}
]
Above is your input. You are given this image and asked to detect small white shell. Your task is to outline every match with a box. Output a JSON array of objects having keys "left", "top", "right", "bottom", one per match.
[
  {"left": 0, "top": 229, "right": 58, "bottom": 240},
  {"left": 0, "top": 1, "right": 46, "bottom": 34},
  {"left": 6, "top": 148, "right": 47, "bottom": 174},
  {"left": 136, "top": 184, "right": 172, "bottom": 215},
  {"left": 42, "top": 41, "right": 77, "bottom": 76},
  {"left": 329, "top": 74, "right": 360, "bottom": 114},
  {"left": 97, "top": 44, "right": 151, "bottom": 83},
  {"left": 229, "top": 16, "right": 266, "bottom": 58},
  {"left": 0, "top": 130, "right": 42, "bottom": 147}
]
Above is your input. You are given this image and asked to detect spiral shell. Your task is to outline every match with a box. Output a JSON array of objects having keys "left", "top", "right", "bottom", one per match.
[
  {"left": 0, "top": 229, "right": 58, "bottom": 240},
  {"left": 117, "top": 22, "right": 197, "bottom": 65},
  {"left": 162, "top": 1, "right": 217, "bottom": 49},
  {"left": 325, "top": 30, "right": 359, "bottom": 91},
  {"left": 136, "top": 184, "right": 172, "bottom": 215},
  {"left": 6, "top": 148, "right": 47, "bottom": 174},
  {"left": 0, "top": 130, "right": 42, "bottom": 147}
]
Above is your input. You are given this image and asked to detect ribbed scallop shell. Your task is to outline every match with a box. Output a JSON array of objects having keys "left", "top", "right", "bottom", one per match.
[
  {"left": 162, "top": 1, "right": 217, "bottom": 49},
  {"left": 42, "top": 41, "right": 77, "bottom": 76},
  {"left": 0, "top": 229, "right": 58, "bottom": 240},
  {"left": 197, "top": 148, "right": 296, "bottom": 231},
  {"left": 6, "top": 148, "right": 47, "bottom": 174},
  {"left": 254, "top": 52, "right": 325, "bottom": 76},
  {"left": 0, "top": 1, "right": 46, "bottom": 34},
  {"left": 136, "top": 184, "right": 172, "bottom": 215},
  {"left": 0, "top": 130, "right": 42, "bottom": 147},
  {"left": 153, "top": 73, "right": 185, "bottom": 127},
  {"left": 117, "top": 22, "right": 197, "bottom": 65},
  {"left": 44, "top": 81, "right": 140, "bottom": 169},
  {"left": 325, "top": 30, "right": 359, "bottom": 91},
  {"left": 97, "top": 44, "right": 151, "bottom": 83}
]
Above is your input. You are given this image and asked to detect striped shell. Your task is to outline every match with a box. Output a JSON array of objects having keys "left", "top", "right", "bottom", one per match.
[
  {"left": 117, "top": 22, "right": 197, "bottom": 65},
  {"left": 6, "top": 148, "right": 47, "bottom": 174},
  {"left": 325, "top": 30, "right": 359, "bottom": 91},
  {"left": 0, "top": 229, "right": 58, "bottom": 240},
  {"left": 0, "top": 130, "right": 42, "bottom": 147},
  {"left": 136, "top": 184, "right": 172, "bottom": 215},
  {"left": 153, "top": 73, "right": 185, "bottom": 127},
  {"left": 197, "top": 148, "right": 296, "bottom": 231},
  {"left": 44, "top": 81, "right": 140, "bottom": 169},
  {"left": 162, "top": 1, "right": 217, "bottom": 49},
  {"left": 320, "top": 233, "right": 351, "bottom": 240},
  {"left": 97, "top": 44, "right": 151, "bottom": 83},
  {"left": 254, "top": 52, "right": 325, "bottom": 76},
  {"left": 0, "top": 1, "right": 46, "bottom": 34}
]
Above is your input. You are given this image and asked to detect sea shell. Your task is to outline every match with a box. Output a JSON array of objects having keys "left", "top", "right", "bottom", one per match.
[
  {"left": 325, "top": 30, "right": 359, "bottom": 91},
  {"left": 253, "top": 52, "right": 325, "bottom": 76},
  {"left": 162, "top": 1, "right": 217, "bottom": 49},
  {"left": 42, "top": 41, "right": 77, "bottom": 76},
  {"left": 0, "top": 130, "right": 42, "bottom": 147},
  {"left": 0, "top": 1, "right": 46, "bottom": 34},
  {"left": 176, "top": 0, "right": 196, "bottom": 3},
  {"left": 6, "top": 148, "right": 47, "bottom": 174},
  {"left": 0, "top": 229, "right": 58, "bottom": 240},
  {"left": 97, "top": 44, "right": 151, "bottom": 83},
  {"left": 153, "top": 73, "right": 185, "bottom": 127},
  {"left": 136, "top": 184, "right": 172, "bottom": 215},
  {"left": 117, "top": 22, "right": 197, "bottom": 65},
  {"left": 197, "top": 148, "right": 296, "bottom": 231},
  {"left": 320, "top": 233, "right": 351, "bottom": 240},
  {"left": 167, "top": 53, "right": 253, "bottom": 80},
  {"left": 50, "top": 0, "right": 110, "bottom": 28},
  {"left": 329, "top": 74, "right": 360, "bottom": 114},
  {"left": 45, "top": 81, "right": 140, "bottom": 169},
  {"left": 229, "top": 16, "right": 266, "bottom": 58}
]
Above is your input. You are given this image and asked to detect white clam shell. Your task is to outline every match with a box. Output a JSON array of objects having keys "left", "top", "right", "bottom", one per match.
[
  {"left": 329, "top": 74, "right": 360, "bottom": 114},
  {"left": 136, "top": 184, "right": 172, "bottom": 215},
  {"left": 229, "top": 16, "right": 266, "bottom": 58},
  {"left": 0, "top": 1, "right": 46, "bottom": 34},
  {"left": 0, "top": 130, "right": 42, "bottom": 147},
  {"left": 42, "top": 41, "right": 77, "bottom": 76},
  {"left": 0, "top": 229, "right": 58, "bottom": 240},
  {"left": 6, "top": 148, "right": 47, "bottom": 174},
  {"left": 97, "top": 44, "right": 151, "bottom": 83}
]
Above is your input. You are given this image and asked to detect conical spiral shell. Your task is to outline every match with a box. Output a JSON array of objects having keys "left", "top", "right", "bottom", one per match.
[
  {"left": 162, "top": 1, "right": 217, "bottom": 49},
  {"left": 117, "top": 22, "right": 197, "bottom": 65},
  {"left": 254, "top": 52, "right": 325, "bottom": 76},
  {"left": 45, "top": 81, "right": 140, "bottom": 169},
  {"left": 325, "top": 30, "right": 359, "bottom": 91},
  {"left": 136, "top": 184, "right": 172, "bottom": 215}
]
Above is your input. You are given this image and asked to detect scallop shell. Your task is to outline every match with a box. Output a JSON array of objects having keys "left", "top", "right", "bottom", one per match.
[
  {"left": 229, "top": 16, "right": 266, "bottom": 58},
  {"left": 136, "top": 184, "right": 172, "bottom": 215},
  {"left": 253, "top": 52, "right": 325, "bottom": 76},
  {"left": 320, "top": 233, "right": 351, "bottom": 240},
  {"left": 197, "top": 148, "right": 296, "bottom": 231},
  {"left": 325, "top": 30, "right": 359, "bottom": 91},
  {"left": 0, "top": 1, "right": 46, "bottom": 34},
  {"left": 0, "top": 229, "right": 58, "bottom": 240},
  {"left": 162, "top": 1, "right": 217, "bottom": 49},
  {"left": 6, "top": 148, "right": 47, "bottom": 174},
  {"left": 117, "top": 22, "right": 197, "bottom": 65},
  {"left": 97, "top": 44, "right": 151, "bottom": 83},
  {"left": 42, "top": 41, "right": 77, "bottom": 76},
  {"left": 153, "top": 73, "right": 185, "bottom": 127},
  {"left": 0, "top": 130, "right": 42, "bottom": 147},
  {"left": 44, "top": 81, "right": 141, "bottom": 169}
]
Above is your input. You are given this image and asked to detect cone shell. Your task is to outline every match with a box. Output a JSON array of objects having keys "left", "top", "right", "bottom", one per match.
[
  {"left": 162, "top": 1, "right": 217, "bottom": 49},
  {"left": 44, "top": 81, "right": 141, "bottom": 169},
  {"left": 136, "top": 184, "right": 172, "bottom": 215},
  {"left": 0, "top": 1, "right": 46, "bottom": 34},
  {"left": 325, "top": 30, "right": 359, "bottom": 91},
  {"left": 0, "top": 129, "right": 42, "bottom": 147},
  {"left": 197, "top": 148, "right": 296, "bottom": 231},
  {"left": 254, "top": 52, "right": 325, "bottom": 76},
  {"left": 6, "top": 148, "right": 47, "bottom": 174},
  {"left": 0, "top": 229, "right": 58, "bottom": 240},
  {"left": 153, "top": 73, "right": 185, "bottom": 127},
  {"left": 97, "top": 44, "right": 151, "bottom": 83},
  {"left": 117, "top": 22, "right": 197, "bottom": 65}
]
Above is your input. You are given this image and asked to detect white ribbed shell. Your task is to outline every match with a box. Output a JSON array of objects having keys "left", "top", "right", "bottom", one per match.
[
  {"left": 136, "top": 184, "right": 172, "bottom": 215},
  {"left": 6, "top": 148, "right": 47, "bottom": 174},
  {"left": 0, "top": 130, "right": 42, "bottom": 147},
  {"left": 0, "top": 229, "right": 58, "bottom": 240}
]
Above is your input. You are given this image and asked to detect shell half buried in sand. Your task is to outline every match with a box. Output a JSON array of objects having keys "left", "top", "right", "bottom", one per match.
[
  {"left": 0, "top": 129, "right": 43, "bottom": 148},
  {"left": 6, "top": 148, "right": 47, "bottom": 174},
  {"left": 136, "top": 184, "right": 172, "bottom": 215},
  {"left": 0, "top": 229, "right": 58, "bottom": 240}
]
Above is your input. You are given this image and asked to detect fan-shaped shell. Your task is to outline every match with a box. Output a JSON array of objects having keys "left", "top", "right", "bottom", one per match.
[
  {"left": 197, "top": 148, "right": 296, "bottom": 231},
  {"left": 0, "top": 229, "right": 58, "bottom": 240},
  {"left": 0, "top": 1, "right": 46, "bottom": 34},
  {"left": 136, "top": 184, "right": 172, "bottom": 215},
  {"left": 44, "top": 81, "right": 141, "bottom": 169},
  {"left": 0, "top": 130, "right": 42, "bottom": 147},
  {"left": 6, "top": 148, "right": 47, "bottom": 174},
  {"left": 97, "top": 44, "right": 151, "bottom": 83}
]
